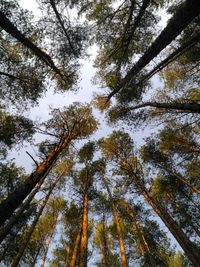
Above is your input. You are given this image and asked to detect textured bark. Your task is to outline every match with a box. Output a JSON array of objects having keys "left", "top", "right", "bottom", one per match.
[
  {"left": 0, "top": 71, "right": 21, "bottom": 80},
  {"left": 119, "top": 201, "right": 156, "bottom": 266},
  {"left": 64, "top": 243, "right": 70, "bottom": 267},
  {"left": 49, "top": 0, "right": 77, "bottom": 57},
  {"left": 79, "top": 192, "right": 89, "bottom": 267},
  {"left": 30, "top": 245, "right": 42, "bottom": 267},
  {"left": 137, "top": 181, "right": 200, "bottom": 267},
  {"left": 69, "top": 228, "right": 82, "bottom": 267},
  {"left": 121, "top": 102, "right": 200, "bottom": 114},
  {"left": 0, "top": 11, "right": 62, "bottom": 77},
  {"left": 11, "top": 187, "right": 52, "bottom": 267},
  {"left": 0, "top": 174, "right": 45, "bottom": 243},
  {"left": 101, "top": 215, "right": 109, "bottom": 267},
  {"left": 138, "top": 32, "right": 200, "bottom": 85},
  {"left": 172, "top": 172, "right": 200, "bottom": 195},
  {"left": 108, "top": 0, "right": 200, "bottom": 99},
  {"left": 41, "top": 229, "right": 55, "bottom": 267},
  {"left": 101, "top": 176, "right": 128, "bottom": 267},
  {"left": 0, "top": 134, "right": 74, "bottom": 227}
]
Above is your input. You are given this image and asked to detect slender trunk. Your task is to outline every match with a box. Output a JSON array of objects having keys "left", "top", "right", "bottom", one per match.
[
  {"left": 64, "top": 242, "right": 70, "bottom": 267},
  {"left": 166, "top": 193, "right": 200, "bottom": 237},
  {"left": 0, "top": 11, "right": 62, "bottom": 77},
  {"left": 172, "top": 171, "right": 200, "bottom": 195},
  {"left": 11, "top": 189, "right": 51, "bottom": 267},
  {"left": 118, "top": 200, "right": 156, "bottom": 266},
  {"left": 69, "top": 228, "right": 82, "bottom": 267},
  {"left": 139, "top": 32, "right": 200, "bottom": 85},
  {"left": 79, "top": 192, "right": 89, "bottom": 267},
  {"left": 0, "top": 134, "right": 74, "bottom": 227},
  {"left": 140, "top": 184, "right": 200, "bottom": 267},
  {"left": 0, "top": 71, "right": 21, "bottom": 80},
  {"left": 0, "top": 174, "right": 46, "bottom": 243},
  {"left": 101, "top": 215, "right": 109, "bottom": 267},
  {"left": 124, "top": 102, "right": 200, "bottom": 114},
  {"left": 157, "top": 162, "right": 200, "bottom": 194},
  {"left": 30, "top": 244, "right": 42, "bottom": 267},
  {"left": 101, "top": 176, "right": 128, "bottom": 267},
  {"left": 108, "top": 0, "right": 200, "bottom": 99},
  {"left": 41, "top": 230, "right": 55, "bottom": 267},
  {"left": 11, "top": 172, "right": 63, "bottom": 267},
  {"left": 49, "top": 0, "right": 77, "bottom": 56}
]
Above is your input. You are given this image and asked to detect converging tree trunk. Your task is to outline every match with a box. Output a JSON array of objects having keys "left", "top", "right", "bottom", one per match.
[
  {"left": 70, "top": 228, "right": 82, "bottom": 267},
  {"left": 79, "top": 191, "right": 89, "bottom": 267},
  {"left": 131, "top": 174, "right": 200, "bottom": 267},
  {"left": 11, "top": 188, "right": 52, "bottom": 267},
  {"left": 101, "top": 176, "right": 128, "bottom": 267},
  {"left": 121, "top": 102, "right": 200, "bottom": 114},
  {"left": 108, "top": 0, "right": 200, "bottom": 99},
  {"left": 41, "top": 229, "right": 55, "bottom": 267},
  {"left": 0, "top": 134, "right": 74, "bottom": 227},
  {"left": 0, "top": 173, "right": 46, "bottom": 243},
  {"left": 119, "top": 200, "right": 157, "bottom": 267},
  {"left": 0, "top": 11, "right": 62, "bottom": 77}
]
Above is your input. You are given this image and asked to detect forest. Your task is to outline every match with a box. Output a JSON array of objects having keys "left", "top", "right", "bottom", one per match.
[{"left": 0, "top": 0, "right": 200, "bottom": 266}]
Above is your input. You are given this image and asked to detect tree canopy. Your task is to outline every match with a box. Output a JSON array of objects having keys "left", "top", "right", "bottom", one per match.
[{"left": 0, "top": 0, "right": 200, "bottom": 266}]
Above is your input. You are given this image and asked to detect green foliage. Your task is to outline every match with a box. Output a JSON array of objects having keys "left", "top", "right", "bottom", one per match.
[{"left": 0, "top": 111, "right": 35, "bottom": 159}]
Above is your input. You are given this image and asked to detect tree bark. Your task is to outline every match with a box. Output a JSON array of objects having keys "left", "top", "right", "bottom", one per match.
[
  {"left": 0, "top": 133, "right": 75, "bottom": 227},
  {"left": 30, "top": 244, "right": 42, "bottom": 267},
  {"left": 69, "top": 228, "right": 82, "bottom": 267},
  {"left": 122, "top": 102, "right": 200, "bottom": 114},
  {"left": 138, "top": 32, "right": 200, "bottom": 85},
  {"left": 108, "top": 0, "right": 200, "bottom": 99},
  {"left": 49, "top": 0, "right": 77, "bottom": 57},
  {"left": 79, "top": 192, "right": 89, "bottom": 267},
  {"left": 101, "top": 214, "right": 109, "bottom": 267},
  {"left": 101, "top": 176, "right": 128, "bottom": 267},
  {"left": 64, "top": 242, "right": 70, "bottom": 267},
  {"left": 0, "top": 174, "right": 45, "bottom": 243},
  {"left": 172, "top": 171, "right": 200, "bottom": 195},
  {"left": 11, "top": 186, "right": 53, "bottom": 267},
  {"left": 119, "top": 200, "right": 156, "bottom": 266},
  {"left": 0, "top": 11, "right": 62, "bottom": 78},
  {"left": 41, "top": 229, "right": 55, "bottom": 267},
  {"left": 138, "top": 181, "right": 200, "bottom": 267}
]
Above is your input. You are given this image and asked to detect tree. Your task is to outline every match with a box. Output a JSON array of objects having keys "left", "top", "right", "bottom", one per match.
[
  {"left": 0, "top": 111, "right": 35, "bottom": 159},
  {"left": 99, "top": 130, "right": 200, "bottom": 266},
  {"left": 0, "top": 102, "right": 98, "bottom": 227}
]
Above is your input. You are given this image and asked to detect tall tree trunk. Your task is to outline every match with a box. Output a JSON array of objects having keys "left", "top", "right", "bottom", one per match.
[
  {"left": 101, "top": 214, "right": 109, "bottom": 267},
  {"left": 79, "top": 192, "right": 89, "bottom": 267},
  {"left": 122, "top": 102, "right": 200, "bottom": 114},
  {"left": 119, "top": 200, "right": 156, "bottom": 267},
  {"left": 11, "top": 189, "right": 51, "bottom": 267},
  {"left": 49, "top": 0, "right": 77, "bottom": 57},
  {"left": 11, "top": 172, "right": 62, "bottom": 267},
  {"left": 69, "top": 228, "right": 82, "bottom": 267},
  {"left": 101, "top": 176, "right": 128, "bottom": 267},
  {"left": 108, "top": 0, "right": 200, "bottom": 99},
  {"left": 64, "top": 242, "right": 70, "bottom": 267},
  {"left": 136, "top": 180, "right": 200, "bottom": 267},
  {"left": 0, "top": 134, "right": 75, "bottom": 227},
  {"left": 30, "top": 244, "right": 42, "bottom": 267},
  {"left": 172, "top": 171, "right": 200, "bottom": 194},
  {"left": 41, "top": 229, "right": 55, "bottom": 267},
  {"left": 0, "top": 174, "right": 46, "bottom": 243},
  {"left": 138, "top": 32, "right": 200, "bottom": 85},
  {"left": 0, "top": 11, "right": 62, "bottom": 78}
]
